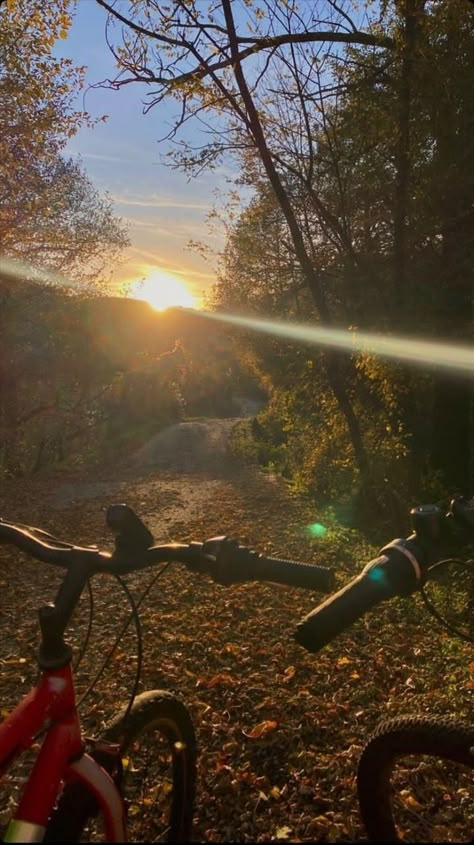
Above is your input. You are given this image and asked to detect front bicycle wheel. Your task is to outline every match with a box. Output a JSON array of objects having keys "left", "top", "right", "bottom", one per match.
[
  {"left": 45, "top": 690, "right": 197, "bottom": 843},
  {"left": 357, "top": 715, "right": 474, "bottom": 843}
]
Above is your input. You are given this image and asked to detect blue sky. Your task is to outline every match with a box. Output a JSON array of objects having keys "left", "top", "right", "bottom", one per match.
[{"left": 60, "top": 0, "right": 233, "bottom": 300}]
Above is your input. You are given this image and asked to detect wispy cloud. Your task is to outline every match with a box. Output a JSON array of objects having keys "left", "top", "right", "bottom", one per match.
[
  {"left": 128, "top": 246, "right": 170, "bottom": 264},
  {"left": 173, "top": 267, "right": 217, "bottom": 281},
  {"left": 126, "top": 219, "right": 183, "bottom": 238},
  {"left": 127, "top": 248, "right": 216, "bottom": 282},
  {"left": 125, "top": 217, "right": 223, "bottom": 244},
  {"left": 112, "top": 194, "right": 211, "bottom": 211},
  {"left": 76, "top": 152, "right": 135, "bottom": 164}
]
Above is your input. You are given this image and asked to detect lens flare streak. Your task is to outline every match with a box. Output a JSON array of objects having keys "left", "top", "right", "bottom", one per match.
[
  {"left": 2, "top": 254, "right": 472, "bottom": 376},
  {"left": 200, "top": 311, "right": 474, "bottom": 375}
]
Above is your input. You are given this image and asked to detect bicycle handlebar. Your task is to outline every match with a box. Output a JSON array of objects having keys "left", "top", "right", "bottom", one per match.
[
  {"left": 0, "top": 519, "right": 112, "bottom": 568},
  {"left": 0, "top": 508, "right": 335, "bottom": 592},
  {"left": 294, "top": 540, "right": 424, "bottom": 651},
  {"left": 2, "top": 495, "right": 470, "bottom": 659},
  {"left": 295, "top": 497, "right": 474, "bottom": 653}
]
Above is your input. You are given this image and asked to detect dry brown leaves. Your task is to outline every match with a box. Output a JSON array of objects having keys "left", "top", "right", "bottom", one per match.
[{"left": 0, "top": 457, "right": 472, "bottom": 842}]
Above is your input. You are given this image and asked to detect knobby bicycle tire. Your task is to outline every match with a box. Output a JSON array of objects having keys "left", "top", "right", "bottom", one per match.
[
  {"left": 44, "top": 690, "right": 197, "bottom": 843},
  {"left": 357, "top": 715, "right": 474, "bottom": 843}
]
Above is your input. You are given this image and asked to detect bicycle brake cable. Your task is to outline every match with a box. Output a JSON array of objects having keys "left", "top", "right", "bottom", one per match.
[
  {"left": 76, "top": 562, "right": 172, "bottom": 714},
  {"left": 75, "top": 577, "right": 143, "bottom": 712},
  {"left": 117, "top": 561, "right": 175, "bottom": 724},
  {"left": 112, "top": 574, "right": 143, "bottom": 725},
  {"left": 73, "top": 579, "right": 94, "bottom": 673},
  {"left": 420, "top": 558, "right": 474, "bottom": 644}
]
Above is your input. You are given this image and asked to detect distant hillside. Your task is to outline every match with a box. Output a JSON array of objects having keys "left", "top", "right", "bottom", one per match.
[
  {"left": 81, "top": 297, "right": 230, "bottom": 365},
  {"left": 0, "top": 273, "right": 230, "bottom": 363},
  {"left": 0, "top": 277, "right": 262, "bottom": 476}
]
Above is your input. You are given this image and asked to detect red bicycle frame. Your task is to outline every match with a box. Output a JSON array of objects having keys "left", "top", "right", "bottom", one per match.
[{"left": 0, "top": 663, "right": 126, "bottom": 843}]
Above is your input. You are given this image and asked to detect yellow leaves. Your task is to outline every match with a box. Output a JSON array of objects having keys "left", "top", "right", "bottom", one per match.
[
  {"left": 282, "top": 664, "right": 296, "bottom": 682},
  {"left": 183, "top": 668, "right": 196, "bottom": 679},
  {"left": 1, "top": 657, "right": 26, "bottom": 665},
  {"left": 58, "top": 12, "right": 71, "bottom": 41},
  {"left": 400, "top": 790, "right": 423, "bottom": 810},
  {"left": 128, "top": 805, "right": 140, "bottom": 817},
  {"left": 255, "top": 696, "right": 275, "bottom": 710},
  {"left": 275, "top": 826, "right": 292, "bottom": 840},
  {"left": 337, "top": 655, "right": 351, "bottom": 666},
  {"left": 223, "top": 642, "right": 241, "bottom": 656},
  {"left": 242, "top": 719, "right": 278, "bottom": 739}
]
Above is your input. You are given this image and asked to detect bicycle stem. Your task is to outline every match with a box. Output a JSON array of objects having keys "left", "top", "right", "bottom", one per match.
[{"left": 37, "top": 552, "right": 101, "bottom": 670}]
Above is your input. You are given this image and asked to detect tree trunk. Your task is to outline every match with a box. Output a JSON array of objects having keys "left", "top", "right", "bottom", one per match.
[
  {"left": 429, "top": 8, "right": 473, "bottom": 497},
  {"left": 393, "top": 0, "right": 424, "bottom": 312},
  {"left": 431, "top": 222, "right": 472, "bottom": 495},
  {"left": 33, "top": 437, "right": 47, "bottom": 474},
  {"left": 393, "top": 0, "right": 426, "bottom": 492},
  {"left": 431, "top": 374, "right": 471, "bottom": 496},
  {"left": 221, "top": 0, "right": 370, "bottom": 481}
]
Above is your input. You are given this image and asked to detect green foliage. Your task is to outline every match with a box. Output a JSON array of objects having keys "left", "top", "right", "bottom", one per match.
[
  {"left": 230, "top": 419, "right": 265, "bottom": 465},
  {"left": 211, "top": 0, "right": 474, "bottom": 522},
  {"left": 212, "top": 188, "right": 309, "bottom": 317}
]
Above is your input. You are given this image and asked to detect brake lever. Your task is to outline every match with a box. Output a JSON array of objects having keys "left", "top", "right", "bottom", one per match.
[
  {"left": 106, "top": 504, "right": 154, "bottom": 557},
  {"left": 201, "top": 535, "right": 229, "bottom": 558},
  {"left": 200, "top": 536, "right": 259, "bottom": 586}
]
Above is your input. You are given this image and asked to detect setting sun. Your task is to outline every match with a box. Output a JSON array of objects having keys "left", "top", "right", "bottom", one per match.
[{"left": 131, "top": 271, "right": 198, "bottom": 311}]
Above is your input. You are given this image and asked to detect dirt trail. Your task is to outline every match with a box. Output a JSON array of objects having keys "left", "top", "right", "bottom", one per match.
[{"left": 46, "top": 415, "right": 290, "bottom": 544}]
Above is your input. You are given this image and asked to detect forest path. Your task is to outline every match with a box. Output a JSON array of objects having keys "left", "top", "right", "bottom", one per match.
[{"left": 44, "top": 407, "right": 296, "bottom": 545}]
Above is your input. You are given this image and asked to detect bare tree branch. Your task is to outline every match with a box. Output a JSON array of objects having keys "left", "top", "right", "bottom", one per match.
[{"left": 95, "top": 0, "right": 394, "bottom": 96}]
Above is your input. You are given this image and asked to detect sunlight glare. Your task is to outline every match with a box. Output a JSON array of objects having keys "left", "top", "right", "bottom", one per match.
[
  {"left": 2, "top": 254, "right": 472, "bottom": 376},
  {"left": 131, "top": 271, "right": 197, "bottom": 311},
  {"left": 198, "top": 311, "right": 474, "bottom": 375}
]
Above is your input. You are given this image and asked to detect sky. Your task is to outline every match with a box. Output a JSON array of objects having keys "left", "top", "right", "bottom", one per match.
[{"left": 59, "top": 0, "right": 234, "bottom": 302}]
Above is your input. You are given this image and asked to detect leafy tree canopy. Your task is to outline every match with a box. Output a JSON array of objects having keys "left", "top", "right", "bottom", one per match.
[{"left": 0, "top": 0, "right": 129, "bottom": 287}]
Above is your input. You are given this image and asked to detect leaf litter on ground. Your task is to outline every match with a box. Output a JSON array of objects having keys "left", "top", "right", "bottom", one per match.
[{"left": 0, "top": 440, "right": 472, "bottom": 842}]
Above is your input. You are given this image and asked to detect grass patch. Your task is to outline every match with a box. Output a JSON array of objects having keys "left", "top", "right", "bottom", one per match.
[{"left": 229, "top": 419, "right": 260, "bottom": 463}]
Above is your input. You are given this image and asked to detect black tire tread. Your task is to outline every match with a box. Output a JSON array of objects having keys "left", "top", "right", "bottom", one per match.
[
  {"left": 103, "top": 689, "right": 196, "bottom": 746},
  {"left": 358, "top": 715, "right": 474, "bottom": 843},
  {"left": 103, "top": 690, "right": 197, "bottom": 843},
  {"left": 44, "top": 690, "right": 197, "bottom": 843}
]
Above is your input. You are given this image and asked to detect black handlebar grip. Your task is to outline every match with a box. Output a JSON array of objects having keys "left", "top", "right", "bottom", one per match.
[
  {"left": 206, "top": 539, "right": 334, "bottom": 592},
  {"left": 253, "top": 555, "right": 335, "bottom": 593},
  {"left": 294, "top": 543, "right": 423, "bottom": 653}
]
